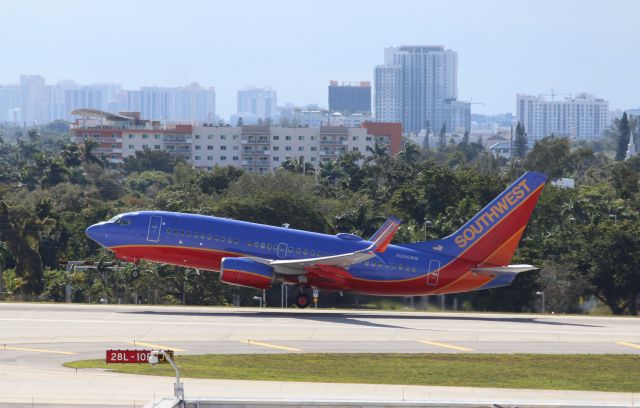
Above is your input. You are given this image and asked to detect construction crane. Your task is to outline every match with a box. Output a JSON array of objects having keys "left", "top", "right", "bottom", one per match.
[{"left": 540, "top": 89, "right": 572, "bottom": 101}]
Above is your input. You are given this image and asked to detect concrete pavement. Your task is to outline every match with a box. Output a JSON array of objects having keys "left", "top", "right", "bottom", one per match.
[{"left": 1, "top": 302, "right": 639, "bottom": 406}]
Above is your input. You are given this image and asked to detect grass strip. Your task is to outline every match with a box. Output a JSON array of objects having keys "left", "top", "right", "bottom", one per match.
[{"left": 65, "top": 353, "right": 640, "bottom": 393}]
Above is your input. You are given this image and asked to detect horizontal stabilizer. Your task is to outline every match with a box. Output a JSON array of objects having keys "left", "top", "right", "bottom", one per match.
[{"left": 471, "top": 264, "right": 538, "bottom": 276}]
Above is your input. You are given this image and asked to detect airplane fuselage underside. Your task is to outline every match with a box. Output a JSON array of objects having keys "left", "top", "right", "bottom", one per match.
[{"left": 111, "top": 244, "right": 499, "bottom": 296}]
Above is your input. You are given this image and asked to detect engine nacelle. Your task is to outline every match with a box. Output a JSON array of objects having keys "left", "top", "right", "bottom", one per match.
[{"left": 220, "top": 258, "right": 275, "bottom": 289}]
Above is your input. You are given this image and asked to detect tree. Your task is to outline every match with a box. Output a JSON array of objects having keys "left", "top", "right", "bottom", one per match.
[
  {"left": 514, "top": 122, "right": 528, "bottom": 159},
  {"left": 438, "top": 124, "right": 447, "bottom": 151},
  {"left": 462, "top": 131, "right": 470, "bottom": 145},
  {"left": 196, "top": 166, "right": 244, "bottom": 195},
  {"left": 80, "top": 138, "right": 104, "bottom": 167},
  {"left": 61, "top": 143, "right": 82, "bottom": 167},
  {"left": 0, "top": 201, "right": 55, "bottom": 296},
  {"left": 422, "top": 121, "right": 431, "bottom": 150},
  {"left": 572, "top": 221, "right": 640, "bottom": 315},
  {"left": 615, "top": 112, "right": 631, "bottom": 161},
  {"left": 334, "top": 204, "right": 387, "bottom": 238},
  {"left": 398, "top": 142, "right": 421, "bottom": 164},
  {"left": 123, "top": 149, "right": 182, "bottom": 174},
  {"left": 522, "top": 137, "right": 571, "bottom": 179}
]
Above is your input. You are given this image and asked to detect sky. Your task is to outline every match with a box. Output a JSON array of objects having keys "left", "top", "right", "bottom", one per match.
[{"left": 1, "top": 0, "right": 639, "bottom": 118}]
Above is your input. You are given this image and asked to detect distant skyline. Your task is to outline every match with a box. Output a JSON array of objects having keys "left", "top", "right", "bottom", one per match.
[{"left": 1, "top": 0, "right": 639, "bottom": 118}]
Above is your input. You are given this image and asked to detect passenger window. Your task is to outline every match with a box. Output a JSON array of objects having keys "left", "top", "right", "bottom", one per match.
[
  {"left": 207, "top": 234, "right": 212, "bottom": 240},
  {"left": 200, "top": 233, "right": 205, "bottom": 239},
  {"left": 296, "top": 248, "right": 301, "bottom": 254},
  {"left": 180, "top": 230, "right": 185, "bottom": 236},
  {"left": 234, "top": 238, "right": 239, "bottom": 244},
  {"left": 220, "top": 235, "right": 225, "bottom": 241},
  {"left": 412, "top": 267, "right": 417, "bottom": 272},
  {"left": 254, "top": 241, "right": 259, "bottom": 247},
  {"left": 187, "top": 231, "right": 191, "bottom": 237},
  {"left": 267, "top": 243, "right": 272, "bottom": 250},
  {"left": 166, "top": 228, "right": 171, "bottom": 234},
  {"left": 214, "top": 235, "right": 219, "bottom": 241},
  {"left": 173, "top": 229, "right": 178, "bottom": 235},
  {"left": 310, "top": 250, "right": 315, "bottom": 256},
  {"left": 303, "top": 249, "right": 308, "bottom": 255},
  {"left": 260, "top": 242, "right": 266, "bottom": 249},
  {"left": 228, "top": 237, "right": 233, "bottom": 243}
]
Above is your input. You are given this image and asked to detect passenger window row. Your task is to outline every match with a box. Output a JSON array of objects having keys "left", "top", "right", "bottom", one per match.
[
  {"left": 364, "top": 260, "right": 417, "bottom": 272},
  {"left": 165, "top": 228, "right": 239, "bottom": 245},
  {"left": 246, "top": 241, "right": 331, "bottom": 257}
]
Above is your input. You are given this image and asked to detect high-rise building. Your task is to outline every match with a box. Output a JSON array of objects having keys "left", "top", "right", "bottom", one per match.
[
  {"left": 374, "top": 46, "right": 458, "bottom": 134},
  {"left": 0, "top": 85, "right": 21, "bottom": 122},
  {"left": 0, "top": 76, "right": 214, "bottom": 124},
  {"left": 20, "top": 75, "right": 47, "bottom": 124},
  {"left": 237, "top": 87, "right": 277, "bottom": 120},
  {"left": 328, "top": 81, "right": 371, "bottom": 114},
  {"left": 127, "top": 83, "right": 215, "bottom": 122},
  {"left": 444, "top": 100, "right": 471, "bottom": 133},
  {"left": 516, "top": 93, "right": 609, "bottom": 141}
]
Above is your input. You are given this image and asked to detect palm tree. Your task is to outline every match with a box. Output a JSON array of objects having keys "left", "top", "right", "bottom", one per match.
[
  {"left": 61, "top": 143, "right": 82, "bottom": 167},
  {"left": 0, "top": 241, "right": 9, "bottom": 298},
  {"left": 365, "top": 142, "right": 389, "bottom": 165},
  {"left": 399, "top": 142, "right": 421, "bottom": 164},
  {"left": 80, "top": 138, "right": 104, "bottom": 167},
  {"left": 334, "top": 205, "right": 387, "bottom": 237},
  {"left": 0, "top": 201, "right": 56, "bottom": 296}
]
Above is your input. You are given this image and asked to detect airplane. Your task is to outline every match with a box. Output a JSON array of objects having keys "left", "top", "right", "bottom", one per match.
[{"left": 85, "top": 171, "right": 546, "bottom": 308}]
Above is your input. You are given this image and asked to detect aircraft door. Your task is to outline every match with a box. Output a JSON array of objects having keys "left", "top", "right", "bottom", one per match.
[
  {"left": 147, "top": 215, "right": 163, "bottom": 242},
  {"left": 277, "top": 243, "right": 288, "bottom": 259},
  {"left": 427, "top": 260, "right": 440, "bottom": 286}
]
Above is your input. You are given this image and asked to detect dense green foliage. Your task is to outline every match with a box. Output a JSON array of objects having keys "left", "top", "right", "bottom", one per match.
[
  {"left": 66, "top": 353, "right": 640, "bottom": 392},
  {"left": 0, "top": 122, "right": 639, "bottom": 314}
]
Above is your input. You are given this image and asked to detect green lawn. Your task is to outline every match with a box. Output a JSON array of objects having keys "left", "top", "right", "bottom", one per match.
[{"left": 65, "top": 354, "right": 640, "bottom": 393}]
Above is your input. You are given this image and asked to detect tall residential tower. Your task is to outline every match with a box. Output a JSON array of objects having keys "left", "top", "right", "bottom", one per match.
[{"left": 374, "top": 45, "right": 458, "bottom": 134}]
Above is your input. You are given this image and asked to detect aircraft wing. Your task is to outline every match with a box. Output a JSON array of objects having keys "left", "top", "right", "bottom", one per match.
[{"left": 249, "top": 217, "right": 402, "bottom": 275}]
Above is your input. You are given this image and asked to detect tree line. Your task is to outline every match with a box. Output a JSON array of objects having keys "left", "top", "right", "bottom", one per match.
[{"left": 0, "top": 117, "right": 639, "bottom": 314}]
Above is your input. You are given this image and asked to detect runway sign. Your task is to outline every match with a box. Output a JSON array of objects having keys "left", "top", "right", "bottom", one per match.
[{"left": 106, "top": 349, "right": 173, "bottom": 364}]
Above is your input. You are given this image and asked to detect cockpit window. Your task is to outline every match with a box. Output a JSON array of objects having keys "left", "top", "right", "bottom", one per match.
[
  {"left": 108, "top": 215, "right": 121, "bottom": 223},
  {"left": 114, "top": 218, "right": 131, "bottom": 226}
]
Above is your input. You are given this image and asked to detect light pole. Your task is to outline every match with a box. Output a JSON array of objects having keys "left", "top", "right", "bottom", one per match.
[
  {"left": 149, "top": 350, "right": 183, "bottom": 400},
  {"left": 536, "top": 291, "right": 545, "bottom": 313}
]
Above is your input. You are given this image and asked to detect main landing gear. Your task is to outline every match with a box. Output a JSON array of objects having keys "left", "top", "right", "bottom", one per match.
[{"left": 295, "top": 292, "right": 311, "bottom": 309}]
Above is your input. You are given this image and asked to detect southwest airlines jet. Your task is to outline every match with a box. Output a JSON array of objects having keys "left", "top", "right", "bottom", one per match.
[{"left": 86, "top": 172, "right": 546, "bottom": 308}]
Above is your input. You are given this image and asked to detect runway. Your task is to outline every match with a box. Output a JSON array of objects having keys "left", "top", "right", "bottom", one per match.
[{"left": 1, "top": 302, "right": 639, "bottom": 406}]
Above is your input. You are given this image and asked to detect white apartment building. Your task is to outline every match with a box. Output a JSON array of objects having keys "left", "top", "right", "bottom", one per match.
[
  {"left": 375, "top": 46, "right": 458, "bottom": 134},
  {"left": 190, "top": 125, "right": 376, "bottom": 173},
  {"left": 516, "top": 93, "right": 609, "bottom": 141},
  {"left": 116, "top": 124, "right": 387, "bottom": 173},
  {"left": 73, "top": 108, "right": 400, "bottom": 171}
]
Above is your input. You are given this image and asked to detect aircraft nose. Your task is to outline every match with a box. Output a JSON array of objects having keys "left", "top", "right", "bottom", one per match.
[{"left": 86, "top": 223, "right": 105, "bottom": 244}]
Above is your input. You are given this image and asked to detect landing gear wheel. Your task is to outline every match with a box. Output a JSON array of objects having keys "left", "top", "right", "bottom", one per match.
[{"left": 295, "top": 292, "right": 310, "bottom": 309}]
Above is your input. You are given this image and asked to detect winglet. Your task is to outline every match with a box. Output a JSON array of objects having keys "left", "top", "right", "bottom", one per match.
[{"left": 367, "top": 217, "right": 402, "bottom": 253}]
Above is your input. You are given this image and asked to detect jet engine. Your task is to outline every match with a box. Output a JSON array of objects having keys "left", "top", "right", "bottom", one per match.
[{"left": 220, "top": 258, "right": 275, "bottom": 289}]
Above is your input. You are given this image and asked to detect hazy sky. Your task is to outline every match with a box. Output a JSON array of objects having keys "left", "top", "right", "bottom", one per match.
[{"left": 2, "top": 0, "right": 638, "bottom": 118}]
